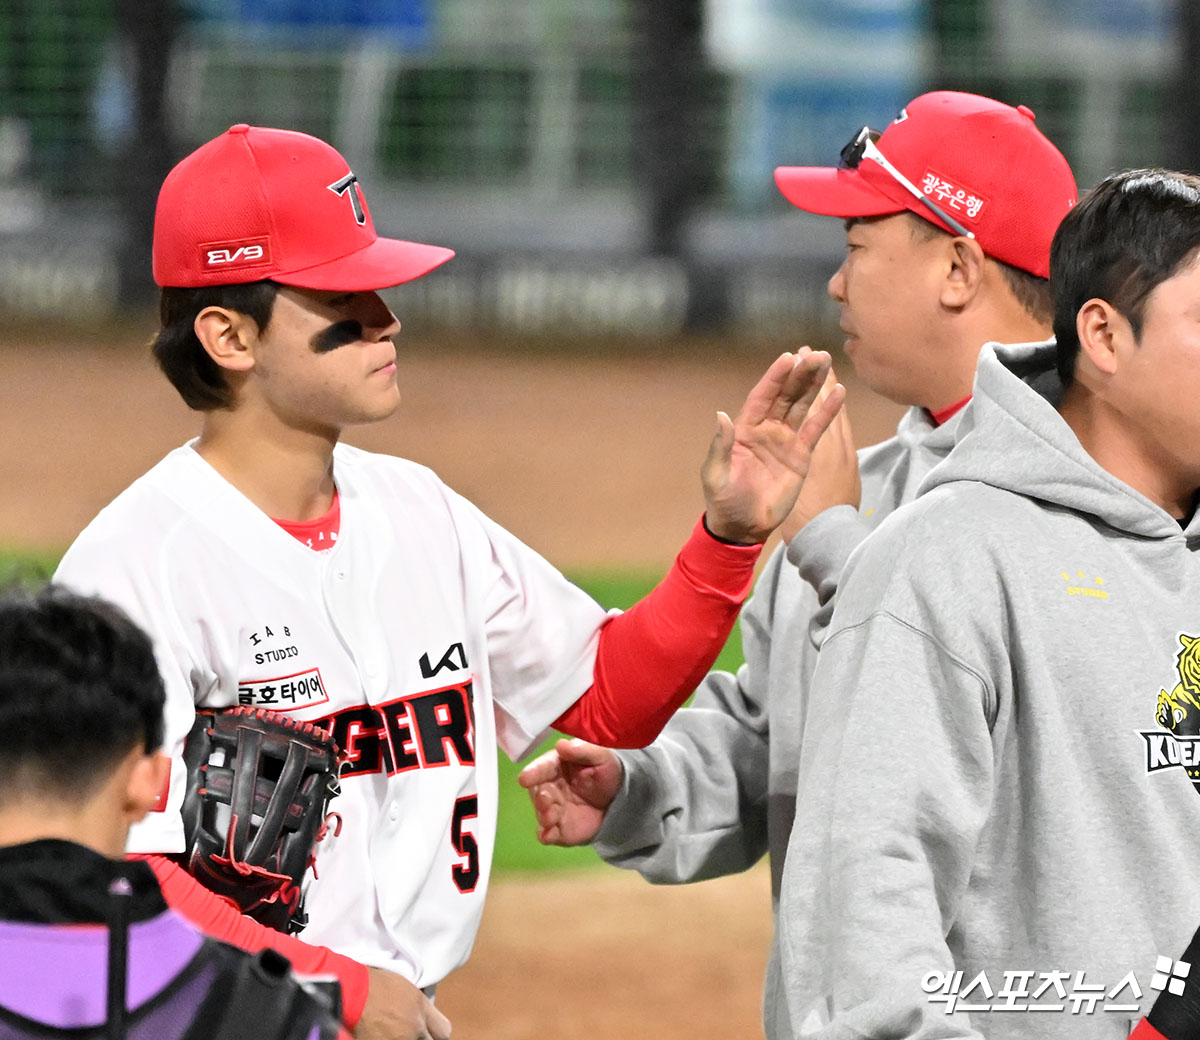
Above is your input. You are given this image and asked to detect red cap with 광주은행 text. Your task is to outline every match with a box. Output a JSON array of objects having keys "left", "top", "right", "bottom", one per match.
[
  {"left": 773, "top": 91, "right": 1077, "bottom": 279},
  {"left": 152, "top": 124, "right": 454, "bottom": 291}
]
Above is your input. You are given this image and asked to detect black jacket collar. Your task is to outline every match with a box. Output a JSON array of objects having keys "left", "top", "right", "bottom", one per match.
[{"left": 0, "top": 839, "right": 166, "bottom": 924}]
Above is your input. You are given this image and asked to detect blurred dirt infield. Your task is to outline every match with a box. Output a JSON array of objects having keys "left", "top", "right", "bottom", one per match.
[
  {"left": 1, "top": 325, "right": 904, "bottom": 1039},
  {"left": 1, "top": 328, "right": 902, "bottom": 568},
  {"left": 438, "top": 865, "right": 776, "bottom": 1039}
]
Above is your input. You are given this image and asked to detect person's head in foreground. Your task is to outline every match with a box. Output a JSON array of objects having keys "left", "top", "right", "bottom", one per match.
[{"left": 0, "top": 584, "right": 168, "bottom": 857}]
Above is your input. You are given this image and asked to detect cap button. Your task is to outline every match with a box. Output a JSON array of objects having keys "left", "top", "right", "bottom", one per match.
[
  {"left": 228, "top": 123, "right": 251, "bottom": 135},
  {"left": 1016, "top": 104, "right": 1036, "bottom": 121}
]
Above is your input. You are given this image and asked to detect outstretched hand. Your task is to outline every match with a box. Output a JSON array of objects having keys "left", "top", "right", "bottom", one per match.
[
  {"left": 701, "top": 348, "right": 845, "bottom": 545},
  {"left": 779, "top": 369, "right": 861, "bottom": 543},
  {"left": 517, "top": 739, "right": 622, "bottom": 847}
]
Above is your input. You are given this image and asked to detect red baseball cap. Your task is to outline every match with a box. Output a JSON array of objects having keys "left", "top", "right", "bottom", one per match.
[
  {"left": 152, "top": 124, "right": 455, "bottom": 290},
  {"left": 774, "top": 91, "right": 1077, "bottom": 278}
]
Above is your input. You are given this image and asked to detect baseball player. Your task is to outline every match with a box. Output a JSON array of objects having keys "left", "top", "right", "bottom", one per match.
[
  {"left": 0, "top": 584, "right": 346, "bottom": 1040},
  {"left": 52, "top": 124, "right": 843, "bottom": 1040},
  {"left": 518, "top": 91, "right": 1077, "bottom": 1038}
]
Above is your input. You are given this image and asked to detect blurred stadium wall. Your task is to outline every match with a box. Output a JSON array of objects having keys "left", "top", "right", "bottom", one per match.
[{"left": 0, "top": 0, "right": 1188, "bottom": 338}]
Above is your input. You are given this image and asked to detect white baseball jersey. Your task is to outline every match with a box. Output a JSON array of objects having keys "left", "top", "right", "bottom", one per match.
[{"left": 54, "top": 441, "right": 611, "bottom": 987}]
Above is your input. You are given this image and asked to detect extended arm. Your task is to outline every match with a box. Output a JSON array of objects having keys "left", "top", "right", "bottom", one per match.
[
  {"left": 553, "top": 350, "right": 843, "bottom": 748},
  {"left": 143, "top": 855, "right": 450, "bottom": 1040},
  {"left": 594, "top": 667, "right": 771, "bottom": 881},
  {"left": 522, "top": 671, "right": 771, "bottom": 880},
  {"left": 521, "top": 549, "right": 791, "bottom": 880}
]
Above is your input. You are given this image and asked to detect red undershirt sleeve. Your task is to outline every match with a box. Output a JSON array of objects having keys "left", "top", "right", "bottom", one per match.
[
  {"left": 553, "top": 513, "right": 762, "bottom": 747},
  {"left": 136, "top": 854, "right": 370, "bottom": 1028}
]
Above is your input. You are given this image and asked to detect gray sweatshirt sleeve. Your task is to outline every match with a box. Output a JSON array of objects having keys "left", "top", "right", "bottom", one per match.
[
  {"left": 785, "top": 504, "right": 873, "bottom": 608},
  {"left": 590, "top": 550, "right": 781, "bottom": 882},
  {"left": 778, "top": 605, "right": 994, "bottom": 1040}
]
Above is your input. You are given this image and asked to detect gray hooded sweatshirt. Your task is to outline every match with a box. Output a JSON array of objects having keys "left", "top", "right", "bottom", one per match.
[
  {"left": 777, "top": 339, "right": 1200, "bottom": 1039},
  {"left": 594, "top": 396, "right": 964, "bottom": 1038}
]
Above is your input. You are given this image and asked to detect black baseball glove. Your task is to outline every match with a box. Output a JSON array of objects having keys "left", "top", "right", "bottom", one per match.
[{"left": 178, "top": 706, "right": 344, "bottom": 933}]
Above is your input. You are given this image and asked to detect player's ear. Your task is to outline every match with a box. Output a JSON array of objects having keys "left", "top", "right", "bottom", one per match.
[
  {"left": 124, "top": 751, "right": 171, "bottom": 824},
  {"left": 1074, "top": 297, "right": 1127, "bottom": 381},
  {"left": 194, "top": 305, "right": 258, "bottom": 374},
  {"left": 939, "top": 236, "right": 987, "bottom": 309}
]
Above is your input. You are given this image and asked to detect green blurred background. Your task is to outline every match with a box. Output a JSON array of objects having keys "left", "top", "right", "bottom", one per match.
[{"left": 1, "top": 0, "right": 1195, "bottom": 333}]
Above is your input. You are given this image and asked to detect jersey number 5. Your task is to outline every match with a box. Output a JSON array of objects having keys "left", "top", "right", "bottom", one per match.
[{"left": 451, "top": 795, "right": 480, "bottom": 893}]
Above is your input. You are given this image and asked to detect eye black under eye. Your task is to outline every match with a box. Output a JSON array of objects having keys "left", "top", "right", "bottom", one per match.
[{"left": 311, "top": 320, "right": 364, "bottom": 353}]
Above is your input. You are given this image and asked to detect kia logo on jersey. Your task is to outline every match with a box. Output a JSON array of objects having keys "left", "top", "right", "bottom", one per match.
[{"left": 420, "top": 641, "right": 468, "bottom": 679}]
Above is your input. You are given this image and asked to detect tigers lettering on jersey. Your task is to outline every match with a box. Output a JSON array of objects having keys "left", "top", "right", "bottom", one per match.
[{"left": 320, "top": 680, "right": 476, "bottom": 778}]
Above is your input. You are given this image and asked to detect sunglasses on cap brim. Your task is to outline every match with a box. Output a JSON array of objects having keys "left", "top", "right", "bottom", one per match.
[{"left": 839, "top": 126, "right": 975, "bottom": 240}]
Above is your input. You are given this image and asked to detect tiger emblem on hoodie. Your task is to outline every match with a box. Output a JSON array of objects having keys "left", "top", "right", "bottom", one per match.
[{"left": 1156, "top": 633, "right": 1200, "bottom": 735}]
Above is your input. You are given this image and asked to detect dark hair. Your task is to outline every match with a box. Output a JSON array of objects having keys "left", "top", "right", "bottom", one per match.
[
  {"left": 997, "top": 264, "right": 1053, "bottom": 326},
  {"left": 906, "top": 214, "right": 1052, "bottom": 325},
  {"left": 0, "top": 585, "right": 166, "bottom": 805},
  {"left": 1051, "top": 169, "right": 1200, "bottom": 386},
  {"left": 152, "top": 281, "right": 280, "bottom": 410}
]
